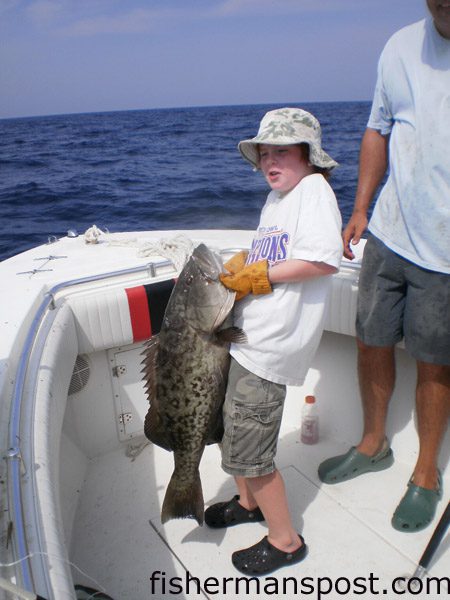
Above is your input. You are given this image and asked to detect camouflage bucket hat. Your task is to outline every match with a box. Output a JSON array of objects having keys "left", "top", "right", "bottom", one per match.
[{"left": 238, "top": 107, "right": 338, "bottom": 170}]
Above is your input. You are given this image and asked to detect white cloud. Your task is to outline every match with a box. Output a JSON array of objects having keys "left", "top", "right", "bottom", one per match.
[
  {"left": 0, "top": 0, "right": 21, "bottom": 16},
  {"left": 215, "top": 0, "right": 362, "bottom": 17},
  {"left": 58, "top": 0, "right": 357, "bottom": 37},
  {"left": 19, "top": 1, "right": 190, "bottom": 36},
  {"left": 21, "top": 0, "right": 342, "bottom": 39},
  {"left": 61, "top": 8, "right": 158, "bottom": 36},
  {"left": 26, "top": 0, "right": 64, "bottom": 25},
  {"left": 56, "top": 6, "right": 196, "bottom": 36},
  {"left": 16, "top": 0, "right": 381, "bottom": 39}
]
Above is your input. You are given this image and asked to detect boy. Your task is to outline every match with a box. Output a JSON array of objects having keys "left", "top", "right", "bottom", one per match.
[{"left": 206, "top": 108, "right": 343, "bottom": 575}]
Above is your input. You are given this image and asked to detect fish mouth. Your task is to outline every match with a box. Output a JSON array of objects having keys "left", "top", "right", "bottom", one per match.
[
  {"left": 212, "top": 289, "right": 236, "bottom": 329},
  {"left": 192, "top": 244, "right": 222, "bottom": 280}
]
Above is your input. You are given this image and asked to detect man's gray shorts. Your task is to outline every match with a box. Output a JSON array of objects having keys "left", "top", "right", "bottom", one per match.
[
  {"left": 356, "top": 235, "right": 450, "bottom": 365},
  {"left": 221, "top": 358, "right": 286, "bottom": 478}
]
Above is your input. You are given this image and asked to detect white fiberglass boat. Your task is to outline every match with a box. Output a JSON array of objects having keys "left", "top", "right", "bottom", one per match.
[{"left": 0, "top": 229, "right": 448, "bottom": 600}]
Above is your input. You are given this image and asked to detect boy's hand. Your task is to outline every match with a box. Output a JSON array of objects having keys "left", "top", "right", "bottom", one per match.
[
  {"left": 223, "top": 250, "right": 249, "bottom": 274},
  {"left": 220, "top": 260, "right": 272, "bottom": 301}
]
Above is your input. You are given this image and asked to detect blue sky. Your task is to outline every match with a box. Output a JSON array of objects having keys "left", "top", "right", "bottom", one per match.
[{"left": 1, "top": 0, "right": 428, "bottom": 119}]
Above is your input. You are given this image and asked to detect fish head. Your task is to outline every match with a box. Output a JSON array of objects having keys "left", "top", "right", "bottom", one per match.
[{"left": 166, "top": 243, "right": 235, "bottom": 333}]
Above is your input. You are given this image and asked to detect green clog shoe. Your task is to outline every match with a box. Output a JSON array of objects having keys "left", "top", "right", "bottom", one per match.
[
  {"left": 392, "top": 472, "right": 443, "bottom": 532},
  {"left": 318, "top": 444, "right": 394, "bottom": 484}
]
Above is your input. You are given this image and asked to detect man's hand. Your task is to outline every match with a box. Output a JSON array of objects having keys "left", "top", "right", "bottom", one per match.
[
  {"left": 343, "top": 128, "right": 389, "bottom": 260},
  {"left": 343, "top": 210, "right": 368, "bottom": 260}
]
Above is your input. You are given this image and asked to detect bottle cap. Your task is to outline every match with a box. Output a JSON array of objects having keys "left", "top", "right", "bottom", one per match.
[{"left": 305, "top": 395, "right": 315, "bottom": 404}]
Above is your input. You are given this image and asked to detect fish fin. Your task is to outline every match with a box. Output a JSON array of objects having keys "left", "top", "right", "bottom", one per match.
[
  {"left": 140, "top": 336, "right": 159, "bottom": 363},
  {"left": 205, "top": 418, "right": 224, "bottom": 445},
  {"left": 141, "top": 337, "right": 173, "bottom": 451},
  {"left": 161, "top": 470, "right": 204, "bottom": 526},
  {"left": 205, "top": 400, "right": 225, "bottom": 445},
  {"left": 215, "top": 326, "right": 247, "bottom": 344},
  {"left": 144, "top": 401, "right": 173, "bottom": 451},
  {"left": 141, "top": 337, "right": 160, "bottom": 408}
]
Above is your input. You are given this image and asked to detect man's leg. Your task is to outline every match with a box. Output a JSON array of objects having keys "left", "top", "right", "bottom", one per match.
[
  {"left": 413, "top": 361, "right": 450, "bottom": 489},
  {"left": 317, "top": 338, "right": 396, "bottom": 483},
  {"left": 390, "top": 361, "right": 448, "bottom": 531},
  {"left": 356, "top": 340, "right": 396, "bottom": 456}
]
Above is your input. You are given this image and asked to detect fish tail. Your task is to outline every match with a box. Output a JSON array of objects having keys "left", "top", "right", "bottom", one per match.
[{"left": 161, "top": 470, "right": 204, "bottom": 526}]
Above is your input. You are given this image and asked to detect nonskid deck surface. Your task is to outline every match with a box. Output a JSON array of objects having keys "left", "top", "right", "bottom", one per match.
[
  {"left": 67, "top": 328, "right": 449, "bottom": 600},
  {"left": 69, "top": 413, "right": 449, "bottom": 599}
]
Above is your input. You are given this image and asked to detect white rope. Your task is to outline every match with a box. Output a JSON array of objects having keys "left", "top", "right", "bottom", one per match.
[
  {"left": 0, "top": 576, "right": 36, "bottom": 600},
  {"left": 84, "top": 225, "right": 105, "bottom": 244},
  {"left": 125, "top": 440, "right": 150, "bottom": 461},
  {"left": 137, "top": 234, "right": 194, "bottom": 270},
  {"left": 0, "top": 552, "right": 108, "bottom": 599},
  {"left": 82, "top": 227, "right": 194, "bottom": 271}
]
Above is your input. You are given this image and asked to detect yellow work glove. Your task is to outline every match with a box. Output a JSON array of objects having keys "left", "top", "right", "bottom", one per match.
[
  {"left": 223, "top": 250, "right": 249, "bottom": 274},
  {"left": 219, "top": 259, "right": 272, "bottom": 301}
]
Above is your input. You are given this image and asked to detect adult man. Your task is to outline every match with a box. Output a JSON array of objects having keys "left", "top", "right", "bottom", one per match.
[{"left": 318, "top": 0, "right": 450, "bottom": 532}]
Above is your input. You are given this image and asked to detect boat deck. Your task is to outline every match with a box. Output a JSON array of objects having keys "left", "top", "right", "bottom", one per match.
[
  {"left": 1, "top": 231, "right": 448, "bottom": 600},
  {"left": 68, "top": 333, "right": 449, "bottom": 600},
  {"left": 69, "top": 444, "right": 449, "bottom": 600}
]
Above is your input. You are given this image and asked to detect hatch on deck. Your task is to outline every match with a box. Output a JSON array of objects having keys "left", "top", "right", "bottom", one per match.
[{"left": 109, "top": 343, "right": 149, "bottom": 441}]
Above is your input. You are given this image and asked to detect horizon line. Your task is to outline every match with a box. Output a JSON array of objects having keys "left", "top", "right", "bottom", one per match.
[{"left": 1, "top": 99, "right": 372, "bottom": 122}]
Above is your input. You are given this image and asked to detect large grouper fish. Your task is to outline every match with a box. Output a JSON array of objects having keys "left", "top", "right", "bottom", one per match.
[{"left": 142, "top": 243, "right": 246, "bottom": 525}]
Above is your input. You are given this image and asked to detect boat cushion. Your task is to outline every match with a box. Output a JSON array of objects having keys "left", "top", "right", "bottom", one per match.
[
  {"left": 68, "top": 266, "right": 359, "bottom": 355},
  {"left": 68, "top": 279, "right": 175, "bottom": 353},
  {"left": 323, "top": 269, "right": 358, "bottom": 337},
  {"left": 125, "top": 279, "right": 175, "bottom": 341}
]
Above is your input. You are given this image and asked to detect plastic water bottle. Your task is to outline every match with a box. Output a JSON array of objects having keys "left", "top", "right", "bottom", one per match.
[{"left": 301, "top": 395, "right": 319, "bottom": 444}]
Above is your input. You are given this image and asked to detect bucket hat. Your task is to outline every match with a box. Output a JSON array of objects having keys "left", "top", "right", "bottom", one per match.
[{"left": 238, "top": 107, "right": 338, "bottom": 170}]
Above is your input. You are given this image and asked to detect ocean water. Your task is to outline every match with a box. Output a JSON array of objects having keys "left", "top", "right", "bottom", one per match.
[{"left": 0, "top": 102, "right": 371, "bottom": 262}]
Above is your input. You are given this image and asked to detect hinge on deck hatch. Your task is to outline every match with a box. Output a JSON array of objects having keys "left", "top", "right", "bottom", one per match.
[
  {"left": 112, "top": 365, "right": 127, "bottom": 377},
  {"left": 118, "top": 413, "right": 133, "bottom": 425}
]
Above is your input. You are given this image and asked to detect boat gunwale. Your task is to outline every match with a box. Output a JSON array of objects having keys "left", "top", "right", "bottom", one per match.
[{"left": 5, "top": 258, "right": 176, "bottom": 595}]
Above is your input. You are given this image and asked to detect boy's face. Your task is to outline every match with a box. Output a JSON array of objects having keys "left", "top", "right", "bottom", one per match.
[{"left": 258, "top": 144, "right": 313, "bottom": 195}]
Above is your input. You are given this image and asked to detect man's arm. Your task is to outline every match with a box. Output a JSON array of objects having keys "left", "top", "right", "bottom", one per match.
[{"left": 343, "top": 128, "right": 389, "bottom": 259}]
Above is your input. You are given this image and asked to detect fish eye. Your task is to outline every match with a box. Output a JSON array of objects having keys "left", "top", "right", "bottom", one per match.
[
  {"left": 196, "top": 265, "right": 215, "bottom": 283},
  {"left": 185, "top": 274, "right": 194, "bottom": 286}
]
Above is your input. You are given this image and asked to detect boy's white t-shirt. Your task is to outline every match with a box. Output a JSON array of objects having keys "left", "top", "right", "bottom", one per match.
[
  {"left": 367, "top": 18, "right": 450, "bottom": 273},
  {"left": 230, "top": 173, "right": 342, "bottom": 386}
]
